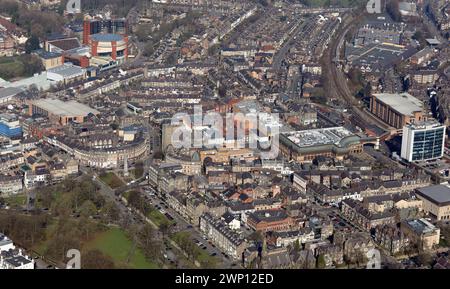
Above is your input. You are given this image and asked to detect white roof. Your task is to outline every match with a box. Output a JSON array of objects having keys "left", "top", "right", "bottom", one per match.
[
  {"left": 373, "top": 93, "right": 423, "bottom": 115},
  {"left": 32, "top": 99, "right": 99, "bottom": 117}
]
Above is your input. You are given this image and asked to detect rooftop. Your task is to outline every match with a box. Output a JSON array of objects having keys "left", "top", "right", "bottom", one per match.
[
  {"left": 90, "top": 33, "right": 124, "bottom": 42},
  {"left": 47, "top": 37, "right": 81, "bottom": 51},
  {"left": 32, "top": 99, "right": 100, "bottom": 117},
  {"left": 404, "top": 119, "right": 446, "bottom": 130},
  {"left": 405, "top": 218, "right": 437, "bottom": 235},
  {"left": 373, "top": 93, "right": 423, "bottom": 116},
  {"left": 47, "top": 63, "right": 84, "bottom": 78},
  {"left": 282, "top": 127, "right": 356, "bottom": 148},
  {"left": 416, "top": 185, "right": 450, "bottom": 206},
  {"left": 34, "top": 49, "right": 62, "bottom": 60}
]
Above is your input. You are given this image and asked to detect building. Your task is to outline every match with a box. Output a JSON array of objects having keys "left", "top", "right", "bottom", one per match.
[
  {"left": 46, "top": 63, "right": 85, "bottom": 84},
  {"left": 370, "top": 93, "right": 424, "bottom": 129},
  {"left": 279, "top": 127, "right": 363, "bottom": 163},
  {"left": 246, "top": 209, "right": 296, "bottom": 233},
  {"left": 0, "top": 34, "right": 15, "bottom": 56},
  {"left": 200, "top": 213, "right": 247, "bottom": 260},
  {"left": 34, "top": 50, "right": 64, "bottom": 70},
  {"left": 0, "top": 174, "right": 23, "bottom": 196},
  {"left": 29, "top": 99, "right": 100, "bottom": 125},
  {"left": 82, "top": 17, "right": 128, "bottom": 45},
  {"left": 401, "top": 120, "right": 446, "bottom": 162},
  {"left": 45, "top": 37, "right": 82, "bottom": 53},
  {"left": 341, "top": 199, "right": 396, "bottom": 231},
  {"left": 0, "top": 233, "right": 34, "bottom": 269},
  {"left": 0, "top": 114, "right": 22, "bottom": 138},
  {"left": 415, "top": 185, "right": 450, "bottom": 221},
  {"left": 0, "top": 87, "right": 23, "bottom": 104},
  {"left": 90, "top": 33, "right": 129, "bottom": 64},
  {"left": 410, "top": 47, "right": 435, "bottom": 65},
  {"left": 268, "top": 229, "right": 315, "bottom": 248},
  {"left": 401, "top": 218, "right": 440, "bottom": 251}
]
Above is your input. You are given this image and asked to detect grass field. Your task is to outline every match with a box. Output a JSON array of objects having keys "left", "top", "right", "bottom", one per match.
[
  {"left": 147, "top": 209, "right": 173, "bottom": 227},
  {"left": 99, "top": 172, "right": 125, "bottom": 189},
  {"left": 0, "top": 56, "right": 25, "bottom": 80},
  {"left": 4, "top": 193, "right": 27, "bottom": 208},
  {"left": 84, "top": 227, "right": 158, "bottom": 269}
]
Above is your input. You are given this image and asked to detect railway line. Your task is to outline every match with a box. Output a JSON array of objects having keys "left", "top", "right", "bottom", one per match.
[{"left": 323, "top": 13, "right": 395, "bottom": 134}]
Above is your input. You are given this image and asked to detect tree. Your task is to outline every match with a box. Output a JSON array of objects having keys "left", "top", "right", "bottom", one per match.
[
  {"left": 293, "top": 239, "right": 301, "bottom": 252},
  {"left": 386, "top": 0, "right": 402, "bottom": 22},
  {"left": 417, "top": 252, "right": 433, "bottom": 267},
  {"left": 317, "top": 254, "right": 327, "bottom": 269},
  {"left": 79, "top": 200, "right": 97, "bottom": 218},
  {"left": 25, "top": 35, "right": 40, "bottom": 54},
  {"left": 81, "top": 249, "right": 115, "bottom": 269},
  {"left": 137, "top": 224, "right": 162, "bottom": 260},
  {"left": 103, "top": 201, "right": 120, "bottom": 223}
]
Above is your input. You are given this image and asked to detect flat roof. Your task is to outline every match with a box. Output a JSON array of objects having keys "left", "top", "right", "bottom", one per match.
[
  {"left": 48, "top": 63, "right": 84, "bottom": 78},
  {"left": 416, "top": 185, "right": 450, "bottom": 206},
  {"left": 282, "top": 127, "right": 356, "bottom": 148},
  {"left": 373, "top": 93, "right": 423, "bottom": 116},
  {"left": 35, "top": 49, "right": 62, "bottom": 59},
  {"left": 426, "top": 38, "right": 441, "bottom": 45},
  {"left": 32, "top": 99, "right": 99, "bottom": 117},
  {"left": 405, "top": 218, "right": 436, "bottom": 234},
  {"left": 0, "top": 87, "right": 23, "bottom": 99},
  {"left": 90, "top": 33, "right": 124, "bottom": 42}
]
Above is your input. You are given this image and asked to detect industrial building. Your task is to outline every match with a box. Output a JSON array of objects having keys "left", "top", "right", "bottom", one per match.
[
  {"left": 370, "top": 93, "right": 424, "bottom": 129},
  {"left": 46, "top": 63, "right": 86, "bottom": 84},
  {"left": 28, "top": 99, "right": 100, "bottom": 125}
]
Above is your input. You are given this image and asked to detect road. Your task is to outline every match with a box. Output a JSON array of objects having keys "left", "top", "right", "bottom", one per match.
[
  {"left": 142, "top": 185, "right": 237, "bottom": 268},
  {"left": 272, "top": 20, "right": 305, "bottom": 70},
  {"left": 79, "top": 165, "right": 236, "bottom": 268}
]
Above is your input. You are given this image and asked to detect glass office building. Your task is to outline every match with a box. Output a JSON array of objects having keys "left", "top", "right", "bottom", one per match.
[
  {"left": 0, "top": 113, "right": 22, "bottom": 138},
  {"left": 401, "top": 120, "right": 446, "bottom": 162}
]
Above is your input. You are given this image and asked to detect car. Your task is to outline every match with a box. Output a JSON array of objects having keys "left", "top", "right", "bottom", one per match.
[
  {"left": 210, "top": 253, "right": 217, "bottom": 256},
  {"left": 187, "top": 225, "right": 193, "bottom": 229},
  {"left": 202, "top": 246, "right": 207, "bottom": 250}
]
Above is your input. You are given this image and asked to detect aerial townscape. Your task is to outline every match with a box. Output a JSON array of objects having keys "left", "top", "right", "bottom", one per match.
[{"left": 0, "top": 0, "right": 449, "bottom": 271}]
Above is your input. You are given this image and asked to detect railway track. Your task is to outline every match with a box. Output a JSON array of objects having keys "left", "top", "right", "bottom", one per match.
[{"left": 323, "top": 13, "right": 394, "bottom": 133}]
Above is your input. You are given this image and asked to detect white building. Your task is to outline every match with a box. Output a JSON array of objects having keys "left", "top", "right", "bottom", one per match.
[
  {"left": 401, "top": 120, "right": 446, "bottom": 162},
  {"left": 0, "top": 233, "right": 34, "bottom": 269},
  {"left": 47, "top": 63, "right": 85, "bottom": 84}
]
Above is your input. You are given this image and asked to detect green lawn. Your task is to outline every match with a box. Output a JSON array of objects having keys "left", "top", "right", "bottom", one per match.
[
  {"left": 147, "top": 209, "right": 173, "bottom": 227},
  {"left": 4, "top": 193, "right": 27, "bottom": 207},
  {"left": 99, "top": 172, "right": 125, "bottom": 189},
  {"left": 0, "top": 56, "right": 24, "bottom": 80},
  {"left": 84, "top": 227, "right": 158, "bottom": 269}
]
